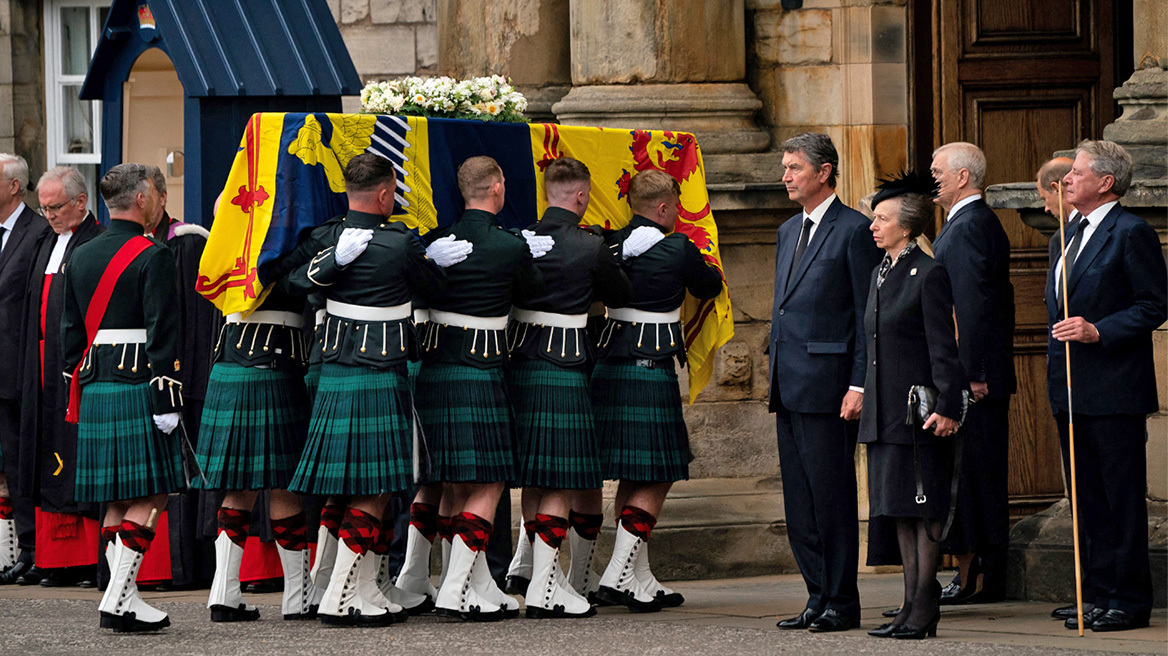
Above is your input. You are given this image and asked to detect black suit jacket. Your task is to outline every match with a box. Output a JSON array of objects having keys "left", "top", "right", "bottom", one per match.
[
  {"left": 859, "top": 247, "right": 968, "bottom": 445},
  {"left": 932, "top": 198, "right": 1016, "bottom": 397},
  {"left": 0, "top": 205, "right": 50, "bottom": 400},
  {"left": 768, "top": 197, "right": 883, "bottom": 414},
  {"left": 1045, "top": 203, "right": 1166, "bottom": 416}
]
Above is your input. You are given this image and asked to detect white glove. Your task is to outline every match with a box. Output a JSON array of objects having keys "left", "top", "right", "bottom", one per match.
[
  {"left": 521, "top": 230, "right": 555, "bottom": 259},
  {"left": 335, "top": 228, "right": 374, "bottom": 267},
  {"left": 426, "top": 234, "right": 474, "bottom": 267},
  {"left": 153, "top": 412, "right": 181, "bottom": 435},
  {"left": 622, "top": 226, "right": 665, "bottom": 260}
]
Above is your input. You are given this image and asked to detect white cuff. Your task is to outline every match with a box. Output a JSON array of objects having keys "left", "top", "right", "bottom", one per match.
[{"left": 848, "top": 386, "right": 864, "bottom": 394}]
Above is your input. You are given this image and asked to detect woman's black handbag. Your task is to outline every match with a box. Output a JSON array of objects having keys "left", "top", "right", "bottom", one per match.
[{"left": 905, "top": 385, "right": 970, "bottom": 543}]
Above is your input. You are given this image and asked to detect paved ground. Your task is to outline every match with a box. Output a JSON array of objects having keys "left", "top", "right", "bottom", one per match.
[{"left": 0, "top": 573, "right": 1163, "bottom": 655}]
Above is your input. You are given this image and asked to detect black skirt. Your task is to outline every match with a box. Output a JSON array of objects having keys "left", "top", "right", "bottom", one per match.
[{"left": 867, "top": 439, "right": 954, "bottom": 520}]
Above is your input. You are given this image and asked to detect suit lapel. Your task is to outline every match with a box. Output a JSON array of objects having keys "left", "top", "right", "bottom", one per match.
[
  {"left": 1066, "top": 204, "right": 1120, "bottom": 299},
  {"left": 774, "top": 215, "right": 800, "bottom": 299},
  {"left": 781, "top": 198, "right": 838, "bottom": 304},
  {"left": 0, "top": 208, "right": 30, "bottom": 272}
]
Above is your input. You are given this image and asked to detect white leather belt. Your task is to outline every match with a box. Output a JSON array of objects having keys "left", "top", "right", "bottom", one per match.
[
  {"left": 607, "top": 307, "right": 681, "bottom": 324},
  {"left": 314, "top": 309, "right": 326, "bottom": 326},
  {"left": 429, "top": 310, "right": 508, "bottom": 331},
  {"left": 326, "top": 300, "right": 411, "bottom": 322},
  {"left": 413, "top": 308, "right": 431, "bottom": 324},
  {"left": 512, "top": 308, "right": 588, "bottom": 329},
  {"left": 93, "top": 328, "right": 146, "bottom": 344},
  {"left": 226, "top": 311, "right": 303, "bottom": 328}
]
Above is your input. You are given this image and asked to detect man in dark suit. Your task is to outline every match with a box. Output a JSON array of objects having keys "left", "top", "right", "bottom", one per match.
[
  {"left": 929, "top": 142, "right": 1015, "bottom": 604},
  {"left": 0, "top": 154, "right": 49, "bottom": 584},
  {"left": 1046, "top": 140, "right": 1165, "bottom": 632},
  {"left": 769, "top": 133, "right": 882, "bottom": 632}
]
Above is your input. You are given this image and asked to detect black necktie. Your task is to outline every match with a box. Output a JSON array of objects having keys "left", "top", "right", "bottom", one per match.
[
  {"left": 1057, "top": 216, "right": 1084, "bottom": 306},
  {"left": 788, "top": 217, "right": 813, "bottom": 282}
]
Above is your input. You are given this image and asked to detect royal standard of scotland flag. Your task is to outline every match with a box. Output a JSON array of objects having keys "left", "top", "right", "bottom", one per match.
[{"left": 198, "top": 113, "right": 732, "bottom": 402}]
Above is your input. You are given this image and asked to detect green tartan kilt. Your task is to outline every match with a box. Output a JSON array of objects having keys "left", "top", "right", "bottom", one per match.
[
  {"left": 194, "top": 363, "right": 310, "bottom": 490},
  {"left": 304, "top": 362, "right": 322, "bottom": 401},
  {"left": 406, "top": 359, "right": 422, "bottom": 396},
  {"left": 75, "top": 381, "right": 185, "bottom": 502},
  {"left": 509, "top": 359, "right": 601, "bottom": 489},
  {"left": 289, "top": 363, "right": 414, "bottom": 496},
  {"left": 590, "top": 359, "right": 692, "bottom": 483},
  {"left": 415, "top": 363, "right": 514, "bottom": 484}
]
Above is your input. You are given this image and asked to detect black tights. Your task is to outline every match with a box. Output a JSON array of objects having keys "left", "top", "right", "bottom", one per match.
[{"left": 894, "top": 518, "right": 941, "bottom": 628}]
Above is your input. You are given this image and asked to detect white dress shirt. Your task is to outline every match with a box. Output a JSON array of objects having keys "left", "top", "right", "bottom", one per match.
[
  {"left": 800, "top": 193, "right": 837, "bottom": 243},
  {"left": 1053, "top": 201, "right": 1117, "bottom": 286},
  {"left": 0, "top": 202, "right": 25, "bottom": 253},
  {"left": 944, "top": 193, "right": 982, "bottom": 224}
]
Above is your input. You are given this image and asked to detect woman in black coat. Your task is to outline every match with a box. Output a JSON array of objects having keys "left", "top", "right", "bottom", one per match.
[{"left": 859, "top": 175, "right": 967, "bottom": 640}]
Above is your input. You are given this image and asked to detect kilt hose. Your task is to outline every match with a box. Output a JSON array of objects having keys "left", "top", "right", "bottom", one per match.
[
  {"left": 289, "top": 363, "right": 414, "bottom": 496},
  {"left": 74, "top": 381, "right": 184, "bottom": 503},
  {"left": 415, "top": 362, "right": 514, "bottom": 484},
  {"left": 194, "top": 362, "right": 310, "bottom": 491},
  {"left": 590, "top": 359, "right": 692, "bottom": 483},
  {"left": 508, "top": 359, "right": 601, "bottom": 489}
]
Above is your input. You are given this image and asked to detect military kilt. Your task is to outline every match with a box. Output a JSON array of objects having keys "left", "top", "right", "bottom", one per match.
[
  {"left": 304, "top": 362, "right": 321, "bottom": 401},
  {"left": 289, "top": 363, "right": 414, "bottom": 496},
  {"left": 194, "top": 363, "right": 310, "bottom": 490},
  {"left": 415, "top": 363, "right": 514, "bottom": 484},
  {"left": 75, "top": 381, "right": 185, "bottom": 502},
  {"left": 590, "top": 359, "right": 692, "bottom": 483},
  {"left": 509, "top": 359, "right": 601, "bottom": 489}
]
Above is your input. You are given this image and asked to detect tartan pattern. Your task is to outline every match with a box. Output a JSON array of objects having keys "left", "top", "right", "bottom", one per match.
[
  {"left": 74, "top": 381, "right": 184, "bottom": 502},
  {"left": 0, "top": 498, "right": 11, "bottom": 520},
  {"left": 569, "top": 511, "right": 603, "bottom": 540},
  {"left": 534, "top": 514, "right": 568, "bottom": 549},
  {"left": 619, "top": 505, "right": 656, "bottom": 541},
  {"left": 101, "top": 525, "right": 118, "bottom": 544},
  {"left": 217, "top": 507, "right": 251, "bottom": 547},
  {"left": 409, "top": 502, "right": 439, "bottom": 542},
  {"left": 437, "top": 515, "right": 454, "bottom": 542},
  {"left": 406, "top": 359, "right": 422, "bottom": 395},
  {"left": 590, "top": 360, "right": 692, "bottom": 483},
  {"left": 523, "top": 519, "right": 535, "bottom": 543},
  {"left": 370, "top": 521, "right": 394, "bottom": 556},
  {"left": 289, "top": 364, "right": 413, "bottom": 496},
  {"left": 338, "top": 508, "right": 378, "bottom": 555},
  {"left": 508, "top": 360, "right": 601, "bottom": 489},
  {"left": 414, "top": 363, "right": 514, "bottom": 483},
  {"left": 304, "top": 362, "right": 321, "bottom": 401},
  {"left": 195, "top": 363, "right": 310, "bottom": 490},
  {"left": 271, "top": 514, "right": 308, "bottom": 551},
  {"left": 118, "top": 520, "right": 154, "bottom": 554},
  {"left": 320, "top": 504, "right": 345, "bottom": 537},
  {"left": 454, "top": 512, "right": 491, "bottom": 552}
]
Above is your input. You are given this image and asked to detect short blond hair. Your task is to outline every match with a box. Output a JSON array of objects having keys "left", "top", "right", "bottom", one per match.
[
  {"left": 457, "top": 156, "right": 503, "bottom": 201},
  {"left": 628, "top": 169, "right": 680, "bottom": 212}
]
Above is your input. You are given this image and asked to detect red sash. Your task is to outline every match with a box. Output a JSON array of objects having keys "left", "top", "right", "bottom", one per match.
[{"left": 65, "top": 236, "right": 154, "bottom": 424}]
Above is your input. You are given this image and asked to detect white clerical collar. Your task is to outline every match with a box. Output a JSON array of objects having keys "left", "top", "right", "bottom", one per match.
[
  {"left": 0, "top": 202, "right": 25, "bottom": 229},
  {"left": 945, "top": 193, "right": 982, "bottom": 223},
  {"left": 803, "top": 193, "right": 836, "bottom": 226}
]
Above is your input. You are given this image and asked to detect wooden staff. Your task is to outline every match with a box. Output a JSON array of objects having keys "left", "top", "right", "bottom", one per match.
[{"left": 1057, "top": 183, "right": 1085, "bottom": 637}]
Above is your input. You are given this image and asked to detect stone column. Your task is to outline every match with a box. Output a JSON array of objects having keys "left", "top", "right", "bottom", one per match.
[{"left": 436, "top": 0, "right": 571, "bottom": 122}]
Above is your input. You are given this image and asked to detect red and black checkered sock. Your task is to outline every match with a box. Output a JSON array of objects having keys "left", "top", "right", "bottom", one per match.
[
  {"left": 338, "top": 508, "right": 379, "bottom": 556},
  {"left": 533, "top": 514, "right": 568, "bottom": 549},
  {"left": 217, "top": 507, "right": 251, "bottom": 547},
  {"left": 0, "top": 497, "right": 12, "bottom": 520},
  {"left": 320, "top": 504, "right": 345, "bottom": 539},
  {"left": 118, "top": 520, "right": 155, "bottom": 554},
  {"left": 271, "top": 514, "right": 308, "bottom": 551},
  {"left": 437, "top": 515, "right": 454, "bottom": 543},
  {"left": 370, "top": 522, "right": 394, "bottom": 556},
  {"left": 409, "top": 502, "right": 439, "bottom": 542},
  {"left": 619, "top": 506, "right": 656, "bottom": 541},
  {"left": 568, "top": 510, "right": 603, "bottom": 540},
  {"left": 101, "top": 524, "right": 119, "bottom": 545},
  {"left": 454, "top": 512, "right": 491, "bottom": 552},
  {"left": 523, "top": 519, "right": 535, "bottom": 543}
]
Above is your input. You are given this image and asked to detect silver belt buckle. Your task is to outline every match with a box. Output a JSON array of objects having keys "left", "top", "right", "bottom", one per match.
[{"left": 635, "top": 358, "right": 654, "bottom": 368}]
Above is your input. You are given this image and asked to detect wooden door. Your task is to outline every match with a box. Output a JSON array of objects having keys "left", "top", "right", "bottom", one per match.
[{"left": 924, "top": 0, "right": 1119, "bottom": 520}]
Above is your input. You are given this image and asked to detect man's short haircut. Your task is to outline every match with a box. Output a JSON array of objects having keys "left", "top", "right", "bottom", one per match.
[
  {"left": 147, "top": 165, "right": 167, "bottom": 195},
  {"left": 1037, "top": 157, "right": 1073, "bottom": 190},
  {"left": 544, "top": 157, "right": 591, "bottom": 189},
  {"left": 344, "top": 153, "right": 397, "bottom": 193},
  {"left": 37, "top": 166, "right": 88, "bottom": 200},
  {"left": 0, "top": 154, "right": 29, "bottom": 191},
  {"left": 628, "top": 169, "right": 680, "bottom": 210},
  {"left": 457, "top": 156, "right": 504, "bottom": 200},
  {"left": 933, "top": 142, "right": 987, "bottom": 190},
  {"left": 100, "top": 163, "right": 153, "bottom": 212},
  {"left": 780, "top": 132, "right": 839, "bottom": 188},
  {"left": 1075, "top": 139, "right": 1133, "bottom": 197}
]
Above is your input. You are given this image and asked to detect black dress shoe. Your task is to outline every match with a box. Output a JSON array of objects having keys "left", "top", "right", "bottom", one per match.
[
  {"left": 1051, "top": 603, "right": 1094, "bottom": 621},
  {"left": 1090, "top": 609, "right": 1150, "bottom": 632},
  {"left": 881, "top": 606, "right": 902, "bottom": 618},
  {"left": 0, "top": 560, "right": 30, "bottom": 585},
  {"left": 503, "top": 575, "right": 530, "bottom": 596},
  {"left": 1064, "top": 606, "right": 1105, "bottom": 630},
  {"left": 16, "top": 566, "right": 45, "bottom": 586},
  {"left": 40, "top": 566, "right": 90, "bottom": 587},
  {"left": 892, "top": 611, "right": 940, "bottom": 639},
  {"left": 776, "top": 607, "right": 820, "bottom": 630},
  {"left": 808, "top": 609, "right": 859, "bottom": 633},
  {"left": 868, "top": 621, "right": 902, "bottom": 638}
]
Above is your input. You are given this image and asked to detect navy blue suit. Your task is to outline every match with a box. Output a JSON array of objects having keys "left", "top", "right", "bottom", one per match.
[
  {"left": 932, "top": 197, "right": 1015, "bottom": 585},
  {"left": 1045, "top": 202, "right": 1165, "bottom": 618},
  {"left": 768, "top": 196, "right": 882, "bottom": 617}
]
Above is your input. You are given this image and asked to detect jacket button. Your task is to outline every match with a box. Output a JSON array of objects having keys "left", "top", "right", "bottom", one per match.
[
  {"left": 873, "top": 360, "right": 877, "bottom": 366},
  {"left": 778, "top": 309, "right": 785, "bottom": 316}
]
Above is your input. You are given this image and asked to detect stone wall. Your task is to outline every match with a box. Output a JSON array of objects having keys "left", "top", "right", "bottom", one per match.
[
  {"left": 326, "top": 0, "right": 438, "bottom": 111},
  {"left": 0, "top": 0, "right": 46, "bottom": 201}
]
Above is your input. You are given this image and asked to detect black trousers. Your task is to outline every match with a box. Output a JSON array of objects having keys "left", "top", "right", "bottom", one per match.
[
  {"left": 1056, "top": 413, "right": 1152, "bottom": 617},
  {"left": 775, "top": 406, "right": 860, "bottom": 616},
  {"left": 945, "top": 396, "right": 1010, "bottom": 585},
  {"left": 0, "top": 398, "right": 34, "bottom": 563}
]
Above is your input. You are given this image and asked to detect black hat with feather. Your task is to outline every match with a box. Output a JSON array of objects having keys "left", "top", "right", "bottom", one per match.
[{"left": 871, "top": 170, "right": 938, "bottom": 209}]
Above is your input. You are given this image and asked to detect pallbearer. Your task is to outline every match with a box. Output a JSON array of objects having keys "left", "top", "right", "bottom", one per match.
[
  {"left": 592, "top": 169, "right": 723, "bottom": 612},
  {"left": 505, "top": 157, "right": 631, "bottom": 618},
  {"left": 61, "top": 164, "right": 185, "bottom": 632}
]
